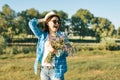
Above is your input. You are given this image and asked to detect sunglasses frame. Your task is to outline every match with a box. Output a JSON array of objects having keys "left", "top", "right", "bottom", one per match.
[{"left": 51, "top": 20, "right": 61, "bottom": 24}]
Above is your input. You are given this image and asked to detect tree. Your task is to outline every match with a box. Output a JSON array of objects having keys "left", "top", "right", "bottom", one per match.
[
  {"left": 91, "top": 17, "right": 115, "bottom": 42},
  {"left": 17, "top": 8, "right": 41, "bottom": 35},
  {"left": 0, "top": 4, "right": 16, "bottom": 41},
  {"left": 71, "top": 16, "right": 84, "bottom": 37},
  {"left": 71, "top": 9, "right": 94, "bottom": 38},
  {"left": 117, "top": 27, "right": 120, "bottom": 38}
]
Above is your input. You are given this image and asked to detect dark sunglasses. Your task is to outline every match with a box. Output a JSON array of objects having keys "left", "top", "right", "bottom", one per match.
[{"left": 51, "top": 20, "right": 61, "bottom": 24}]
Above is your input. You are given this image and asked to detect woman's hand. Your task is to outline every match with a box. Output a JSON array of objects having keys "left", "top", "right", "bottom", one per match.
[{"left": 53, "top": 49, "right": 58, "bottom": 54}]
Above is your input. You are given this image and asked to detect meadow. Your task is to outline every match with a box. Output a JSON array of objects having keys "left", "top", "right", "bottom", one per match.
[{"left": 0, "top": 50, "right": 120, "bottom": 80}]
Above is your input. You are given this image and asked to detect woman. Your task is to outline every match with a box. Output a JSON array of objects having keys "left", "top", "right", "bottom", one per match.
[{"left": 28, "top": 11, "right": 69, "bottom": 80}]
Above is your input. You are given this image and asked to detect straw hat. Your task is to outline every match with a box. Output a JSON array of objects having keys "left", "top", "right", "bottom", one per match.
[{"left": 44, "top": 11, "right": 60, "bottom": 22}]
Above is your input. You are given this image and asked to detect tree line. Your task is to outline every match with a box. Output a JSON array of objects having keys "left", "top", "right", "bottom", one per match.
[{"left": 0, "top": 4, "right": 120, "bottom": 43}]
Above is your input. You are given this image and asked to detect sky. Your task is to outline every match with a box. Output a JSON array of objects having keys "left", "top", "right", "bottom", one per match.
[{"left": 0, "top": 0, "right": 120, "bottom": 29}]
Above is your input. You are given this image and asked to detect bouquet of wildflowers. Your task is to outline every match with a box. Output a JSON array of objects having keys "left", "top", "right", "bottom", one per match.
[{"left": 45, "top": 34, "right": 74, "bottom": 63}]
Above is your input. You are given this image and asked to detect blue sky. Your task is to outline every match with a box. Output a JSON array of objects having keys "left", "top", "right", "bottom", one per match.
[{"left": 0, "top": 0, "right": 120, "bottom": 29}]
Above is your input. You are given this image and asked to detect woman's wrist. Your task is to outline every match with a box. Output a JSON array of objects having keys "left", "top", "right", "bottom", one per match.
[{"left": 38, "top": 18, "right": 45, "bottom": 23}]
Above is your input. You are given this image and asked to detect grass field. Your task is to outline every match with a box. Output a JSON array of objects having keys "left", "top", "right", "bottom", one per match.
[{"left": 0, "top": 51, "right": 120, "bottom": 80}]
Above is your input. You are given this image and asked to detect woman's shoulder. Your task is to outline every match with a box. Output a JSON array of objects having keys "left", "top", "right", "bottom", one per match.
[
  {"left": 57, "top": 31, "right": 67, "bottom": 36},
  {"left": 57, "top": 31, "right": 68, "bottom": 41}
]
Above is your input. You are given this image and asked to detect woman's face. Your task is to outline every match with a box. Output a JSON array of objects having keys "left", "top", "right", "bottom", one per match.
[{"left": 47, "top": 16, "right": 61, "bottom": 33}]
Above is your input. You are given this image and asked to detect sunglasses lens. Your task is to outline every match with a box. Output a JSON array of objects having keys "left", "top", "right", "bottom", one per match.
[{"left": 52, "top": 20, "right": 61, "bottom": 24}]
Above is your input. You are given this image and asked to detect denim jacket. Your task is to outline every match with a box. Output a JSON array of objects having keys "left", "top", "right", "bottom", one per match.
[{"left": 28, "top": 18, "right": 69, "bottom": 78}]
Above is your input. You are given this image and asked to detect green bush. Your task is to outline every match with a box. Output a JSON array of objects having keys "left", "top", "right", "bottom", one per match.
[
  {"left": 100, "top": 38, "right": 118, "bottom": 50},
  {"left": 98, "top": 43, "right": 106, "bottom": 50},
  {"left": 4, "top": 46, "right": 36, "bottom": 55},
  {"left": 5, "top": 47, "right": 19, "bottom": 55},
  {"left": 106, "top": 42, "right": 118, "bottom": 50},
  {"left": 22, "top": 47, "right": 30, "bottom": 54},
  {"left": 12, "top": 47, "right": 19, "bottom": 54},
  {"left": 5, "top": 48, "right": 13, "bottom": 54}
]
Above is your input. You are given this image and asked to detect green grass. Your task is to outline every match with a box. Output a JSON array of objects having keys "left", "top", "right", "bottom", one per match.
[{"left": 0, "top": 51, "right": 120, "bottom": 80}]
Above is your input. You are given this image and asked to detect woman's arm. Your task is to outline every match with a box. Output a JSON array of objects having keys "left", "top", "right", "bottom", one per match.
[{"left": 28, "top": 18, "right": 45, "bottom": 38}]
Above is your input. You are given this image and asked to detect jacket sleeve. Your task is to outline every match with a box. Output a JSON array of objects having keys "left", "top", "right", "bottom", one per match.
[{"left": 28, "top": 18, "right": 43, "bottom": 38}]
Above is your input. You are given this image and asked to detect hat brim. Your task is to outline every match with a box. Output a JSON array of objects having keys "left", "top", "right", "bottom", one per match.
[{"left": 45, "top": 14, "right": 60, "bottom": 22}]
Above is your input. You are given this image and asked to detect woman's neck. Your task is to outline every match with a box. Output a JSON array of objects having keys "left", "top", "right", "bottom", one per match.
[{"left": 49, "top": 31, "right": 56, "bottom": 37}]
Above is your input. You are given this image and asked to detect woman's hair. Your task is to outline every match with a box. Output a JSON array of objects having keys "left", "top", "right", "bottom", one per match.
[{"left": 44, "top": 15, "right": 61, "bottom": 32}]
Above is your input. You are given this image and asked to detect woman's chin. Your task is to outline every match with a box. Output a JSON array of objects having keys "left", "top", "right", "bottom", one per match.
[{"left": 53, "top": 29, "right": 58, "bottom": 32}]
